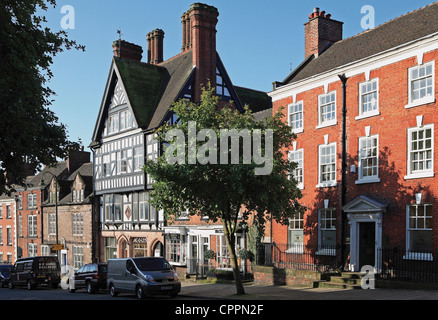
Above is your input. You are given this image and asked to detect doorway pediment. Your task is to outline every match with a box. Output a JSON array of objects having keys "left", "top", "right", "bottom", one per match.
[{"left": 343, "top": 195, "right": 387, "bottom": 213}]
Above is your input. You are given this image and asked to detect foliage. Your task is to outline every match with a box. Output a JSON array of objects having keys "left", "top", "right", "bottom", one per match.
[
  {"left": 238, "top": 249, "right": 254, "bottom": 262},
  {"left": 204, "top": 249, "right": 216, "bottom": 260},
  {"left": 0, "top": 0, "right": 85, "bottom": 194},
  {"left": 145, "top": 86, "right": 305, "bottom": 295}
]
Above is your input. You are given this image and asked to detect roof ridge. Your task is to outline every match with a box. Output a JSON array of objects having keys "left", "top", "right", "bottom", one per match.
[{"left": 335, "top": 1, "right": 438, "bottom": 45}]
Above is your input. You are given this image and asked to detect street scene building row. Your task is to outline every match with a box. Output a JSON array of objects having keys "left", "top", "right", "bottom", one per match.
[{"left": 1, "top": 2, "right": 438, "bottom": 279}]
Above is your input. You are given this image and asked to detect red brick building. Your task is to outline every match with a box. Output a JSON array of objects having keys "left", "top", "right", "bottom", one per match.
[
  {"left": 0, "top": 193, "right": 16, "bottom": 264},
  {"left": 269, "top": 4, "right": 438, "bottom": 272},
  {"left": 15, "top": 150, "right": 91, "bottom": 263}
]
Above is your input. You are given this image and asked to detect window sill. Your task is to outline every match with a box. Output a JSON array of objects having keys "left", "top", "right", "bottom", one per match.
[
  {"left": 405, "top": 98, "right": 435, "bottom": 109},
  {"left": 316, "top": 249, "right": 336, "bottom": 256},
  {"left": 355, "top": 178, "right": 381, "bottom": 185},
  {"left": 292, "top": 128, "right": 304, "bottom": 135},
  {"left": 403, "top": 252, "right": 433, "bottom": 261},
  {"left": 285, "top": 247, "right": 304, "bottom": 254},
  {"left": 404, "top": 172, "right": 435, "bottom": 180},
  {"left": 316, "top": 121, "right": 337, "bottom": 130},
  {"left": 355, "top": 110, "right": 380, "bottom": 121},
  {"left": 316, "top": 182, "right": 338, "bottom": 188}
]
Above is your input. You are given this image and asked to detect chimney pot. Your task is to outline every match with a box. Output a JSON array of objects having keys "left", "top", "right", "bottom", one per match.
[
  {"left": 147, "top": 29, "right": 165, "bottom": 64},
  {"left": 112, "top": 40, "right": 143, "bottom": 62}
]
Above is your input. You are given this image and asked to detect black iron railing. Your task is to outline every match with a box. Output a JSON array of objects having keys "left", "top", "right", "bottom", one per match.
[
  {"left": 377, "top": 248, "right": 438, "bottom": 283},
  {"left": 268, "top": 243, "right": 338, "bottom": 273}
]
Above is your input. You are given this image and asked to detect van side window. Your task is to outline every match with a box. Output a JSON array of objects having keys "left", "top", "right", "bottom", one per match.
[{"left": 24, "top": 262, "right": 32, "bottom": 271}]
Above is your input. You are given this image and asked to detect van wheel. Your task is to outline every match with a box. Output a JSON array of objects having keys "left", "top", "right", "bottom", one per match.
[
  {"left": 109, "top": 284, "right": 118, "bottom": 297},
  {"left": 8, "top": 281, "right": 14, "bottom": 289},
  {"left": 136, "top": 285, "right": 145, "bottom": 299}
]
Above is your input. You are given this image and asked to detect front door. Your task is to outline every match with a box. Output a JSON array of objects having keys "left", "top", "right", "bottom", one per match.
[{"left": 359, "top": 222, "right": 375, "bottom": 269}]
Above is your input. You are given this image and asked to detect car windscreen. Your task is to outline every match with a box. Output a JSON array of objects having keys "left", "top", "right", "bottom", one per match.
[
  {"left": 0, "top": 266, "right": 11, "bottom": 276},
  {"left": 37, "top": 258, "right": 59, "bottom": 272},
  {"left": 133, "top": 258, "right": 171, "bottom": 272}
]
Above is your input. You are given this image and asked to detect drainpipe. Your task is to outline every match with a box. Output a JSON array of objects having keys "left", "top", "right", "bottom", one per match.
[{"left": 338, "top": 74, "right": 348, "bottom": 271}]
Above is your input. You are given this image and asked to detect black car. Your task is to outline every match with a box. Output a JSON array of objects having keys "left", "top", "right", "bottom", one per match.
[
  {"left": 8, "top": 256, "right": 61, "bottom": 290},
  {"left": 0, "top": 265, "right": 12, "bottom": 288},
  {"left": 68, "top": 263, "right": 108, "bottom": 294}
]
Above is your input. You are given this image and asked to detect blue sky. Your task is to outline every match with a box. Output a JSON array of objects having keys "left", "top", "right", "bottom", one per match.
[{"left": 41, "top": 0, "right": 436, "bottom": 149}]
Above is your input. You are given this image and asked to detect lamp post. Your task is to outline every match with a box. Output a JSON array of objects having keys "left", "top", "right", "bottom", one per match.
[{"left": 40, "top": 172, "right": 59, "bottom": 247}]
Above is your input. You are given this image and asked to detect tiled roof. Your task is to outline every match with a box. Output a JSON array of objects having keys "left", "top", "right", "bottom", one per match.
[{"left": 282, "top": 2, "right": 438, "bottom": 85}]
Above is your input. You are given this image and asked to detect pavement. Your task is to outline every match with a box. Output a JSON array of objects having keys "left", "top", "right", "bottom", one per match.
[{"left": 178, "top": 280, "right": 438, "bottom": 300}]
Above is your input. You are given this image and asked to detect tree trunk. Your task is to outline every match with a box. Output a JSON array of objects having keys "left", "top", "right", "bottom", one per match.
[{"left": 222, "top": 219, "right": 245, "bottom": 295}]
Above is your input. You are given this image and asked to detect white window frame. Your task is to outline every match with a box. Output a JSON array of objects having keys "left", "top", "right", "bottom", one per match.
[
  {"left": 288, "top": 101, "right": 304, "bottom": 134},
  {"left": 165, "top": 233, "right": 186, "bottom": 266},
  {"left": 49, "top": 213, "right": 56, "bottom": 236},
  {"left": 73, "top": 246, "right": 84, "bottom": 269},
  {"left": 317, "top": 208, "right": 336, "bottom": 256},
  {"left": 406, "top": 61, "right": 435, "bottom": 108},
  {"left": 317, "top": 142, "right": 337, "bottom": 188},
  {"left": 357, "top": 78, "right": 380, "bottom": 119},
  {"left": 72, "top": 213, "right": 84, "bottom": 236},
  {"left": 133, "top": 147, "right": 143, "bottom": 172},
  {"left": 28, "top": 243, "right": 38, "bottom": 257},
  {"left": 405, "top": 124, "right": 434, "bottom": 180},
  {"left": 356, "top": 135, "right": 380, "bottom": 184},
  {"left": 317, "top": 91, "right": 337, "bottom": 128},
  {"left": 288, "top": 149, "right": 304, "bottom": 189},
  {"left": 287, "top": 212, "right": 304, "bottom": 254},
  {"left": 28, "top": 215, "right": 37, "bottom": 237},
  {"left": 405, "top": 203, "right": 433, "bottom": 261}
]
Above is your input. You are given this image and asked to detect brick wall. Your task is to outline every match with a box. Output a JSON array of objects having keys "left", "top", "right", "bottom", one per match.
[{"left": 271, "top": 48, "right": 438, "bottom": 253}]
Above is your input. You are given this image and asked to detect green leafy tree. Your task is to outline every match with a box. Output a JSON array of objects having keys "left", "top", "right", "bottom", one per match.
[
  {"left": 145, "top": 87, "right": 304, "bottom": 295},
  {"left": 0, "top": 0, "right": 85, "bottom": 194}
]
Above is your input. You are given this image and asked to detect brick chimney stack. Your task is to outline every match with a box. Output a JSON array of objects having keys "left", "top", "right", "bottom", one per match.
[
  {"left": 66, "top": 148, "right": 90, "bottom": 174},
  {"left": 182, "top": 3, "right": 219, "bottom": 102},
  {"left": 112, "top": 40, "right": 144, "bottom": 62},
  {"left": 147, "top": 29, "right": 165, "bottom": 64},
  {"left": 304, "top": 8, "right": 343, "bottom": 58}
]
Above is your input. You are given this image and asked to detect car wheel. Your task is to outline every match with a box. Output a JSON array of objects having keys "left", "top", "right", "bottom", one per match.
[
  {"left": 109, "top": 284, "right": 118, "bottom": 297},
  {"left": 86, "top": 281, "right": 95, "bottom": 294},
  {"left": 136, "top": 285, "right": 145, "bottom": 299},
  {"left": 69, "top": 287, "right": 76, "bottom": 293},
  {"left": 8, "top": 281, "right": 14, "bottom": 289}
]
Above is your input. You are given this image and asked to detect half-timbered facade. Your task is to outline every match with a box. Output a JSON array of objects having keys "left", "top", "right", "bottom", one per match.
[{"left": 90, "top": 3, "right": 272, "bottom": 274}]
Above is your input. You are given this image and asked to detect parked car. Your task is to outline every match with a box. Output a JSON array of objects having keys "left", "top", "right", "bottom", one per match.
[
  {"left": 0, "top": 265, "right": 12, "bottom": 288},
  {"left": 8, "top": 256, "right": 61, "bottom": 290},
  {"left": 68, "top": 263, "right": 107, "bottom": 294},
  {"left": 107, "top": 257, "right": 181, "bottom": 299}
]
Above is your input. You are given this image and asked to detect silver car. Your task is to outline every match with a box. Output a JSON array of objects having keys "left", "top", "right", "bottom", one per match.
[{"left": 107, "top": 257, "right": 181, "bottom": 299}]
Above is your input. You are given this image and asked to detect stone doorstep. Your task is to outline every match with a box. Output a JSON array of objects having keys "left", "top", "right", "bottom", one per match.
[{"left": 313, "top": 272, "right": 364, "bottom": 290}]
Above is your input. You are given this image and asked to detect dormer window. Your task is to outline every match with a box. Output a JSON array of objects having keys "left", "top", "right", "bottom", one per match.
[
  {"left": 49, "top": 191, "right": 59, "bottom": 204},
  {"left": 72, "top": 189, "right": 84, "bottom": 203}
]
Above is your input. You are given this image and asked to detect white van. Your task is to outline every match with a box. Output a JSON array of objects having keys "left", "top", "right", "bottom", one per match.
[{"left": 107, "top": 257, "right": 181, "bottom": 299}]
